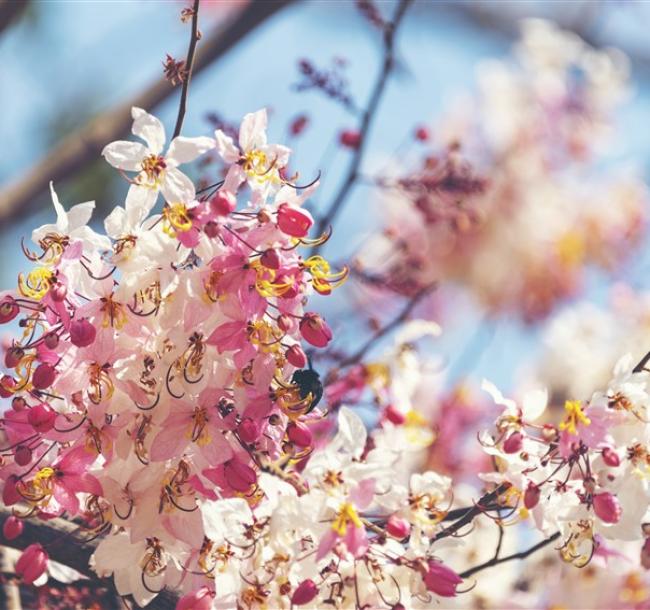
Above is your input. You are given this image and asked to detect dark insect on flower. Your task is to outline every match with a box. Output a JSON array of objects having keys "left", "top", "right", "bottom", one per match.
[{"left": 292, "top": 360, "right": 323, "bottom": 413}]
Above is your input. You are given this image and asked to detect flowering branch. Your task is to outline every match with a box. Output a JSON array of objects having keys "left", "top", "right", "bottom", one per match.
[
  {"left": 172, "top": 0, "right": 200, "bottom": 139},
  {"left": 312, "top": 0, "right": 413, "bottom": 252}
]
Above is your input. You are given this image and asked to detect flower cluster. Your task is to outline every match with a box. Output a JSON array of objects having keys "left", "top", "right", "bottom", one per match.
[
  {"left": 356, "top": 19, "right": 647, "bottom": 322},
  {"left": 0, "top": 107, "right": 348, "bottom": 603}
]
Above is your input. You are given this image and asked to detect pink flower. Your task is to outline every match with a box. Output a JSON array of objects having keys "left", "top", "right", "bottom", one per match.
[
  {"left": 386, "top": 515, "right": 410, "bottom": 539},
  {"left": 593, "top": 492, "right": 622, "bottom": 524},
  {"left": 209, "top": 189, "right": 236, "bottom": 216},
  {"left": 423, "top": 560, "right": 462, "bottom": 597},
  {"left": 15, "top": 543, "right": 48, "bottom": 584}
]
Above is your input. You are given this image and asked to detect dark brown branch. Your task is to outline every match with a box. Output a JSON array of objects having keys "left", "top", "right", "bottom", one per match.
[
  {"left": 172, "top": 0, "right": 200, "bottom": 139},
  {"left": 0, "top": 0, "right": 28, "bottom": 36},
  {"left": 312, "top": 0, "right": 413, "bottom": 253},
  {"left": 0, "top": 0, "right": 293, "bottom": 226},
  {"left": 633, "top": 351, "right": 650, "bottom": 373},
  {"left": 459, "top": 531, "right": 561, "bottom": 579}
]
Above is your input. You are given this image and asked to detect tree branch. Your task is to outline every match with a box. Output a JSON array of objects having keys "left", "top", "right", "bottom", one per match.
[
  {"left": 172, "top": 0, "right": 201, "bottom": 139},
  {"left": 0, "top": 0, "right": 29, "bottom": 37},
  {"left": 312, "top": 0, "right": 413, "bottom": 253},
  {"left": 0, "top": 0, "right": 293, "bottom": 226}
]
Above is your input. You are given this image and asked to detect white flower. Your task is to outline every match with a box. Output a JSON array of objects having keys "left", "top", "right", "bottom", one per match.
[{"left": 102, "top": 106, "right": 215, "bottom": 214}]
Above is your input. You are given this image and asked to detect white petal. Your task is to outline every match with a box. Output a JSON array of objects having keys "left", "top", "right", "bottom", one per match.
[
  {"left": 102, "top": 141, "right": 148, "bottom": 171},
  {"left": 167, "top": 136, "right": 215, "bottom": 166},
  {"left": 66, "top": 201, "right": 95, "bottom": 231},
  {"left": 266, "top": 143, "right": 291, "bottom": 167},
  {"left": 522, "top": 388, "right": 548, "bottom": 421},
  {"left": 334, "top": 406, "right": 367, "bottom": 458},
  {"left": 131, "top": 106, "right": 166, "bottom": 154},
  {"left": 214, "top": 130, "right": 240, "bottom": 164},
  {"left": 239, "top": 108, "right": 267, "bottom": 152},
  {"left": 161, "top": 167, "right": 195, "bottom": 203},
  {"left": 104, "top": 206, "right": 127, "bottom": 238},
  {"left": 125, "top": 185, "right": 158, "bottom": 227},
  {"left": 49, "top": 182, "right": 68, "bottom": 232}
]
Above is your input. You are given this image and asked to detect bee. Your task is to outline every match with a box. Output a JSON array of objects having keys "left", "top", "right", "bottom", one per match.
[{"left": 291, "top": 359, "right": 323, "bottom": 413}]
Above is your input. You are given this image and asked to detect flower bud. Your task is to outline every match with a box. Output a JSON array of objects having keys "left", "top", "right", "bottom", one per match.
[
  {"left": 277, "top": 203, "right": 313, "bottom": 238},
  {"left": 3, "top": 516, "right": 23, "bottom": 541},
  {"left": 503, "top": 431, "right": 523, "bottom": 454},
  {"left": 209, "top": 190, "right": 236, "bottom": 216},
  {"left": 0, "top": 375, "right": 16, "bottom": 398},
  {"left": 260, "top": 249, "right": 281, "bottom": 270},
  {"left": 32, "top": 363, "right": 56, "bottom": 390},
  {"left": 286, "top": 344, "right": 307, "bottom": 369},
  {"left": 299, "top": 313, "right": 332, "bottom": 348},
  {"left": 290, "top": 114, "right": 309, "bottom": 137},
  {"left": 4, "top": 347, "right": 24, "bottom": 369},
  {"left": 14, "top": 445, "right": 32, "bottom": 467},
  {"left": 423, "top": 560, "right": 463, "bottom": 597},
  {"left": 0, "top": 297, "right": 19, "bottom": 324},
  {"left": 414, "top": 126, "right": 430, "bottom": 142},
  {"left": 339, "top": 130, "right": 361, "bottom": 149},
  {"left": 237, "top": 418, "right": 260, "bottom": 444},
  {"left": 287, "top": 422, "right": 313, "bottom": 448},
  {"left": 204, "top": 221, "right": 220, "bottom": 238},
  {"left": 176, "top": 587, "right": 215, "bottom": 610},
  {"left": 12, "top": 397, "right": 26, "bottom": 412},
  {"left": 43, "top": 333, "right": 59, "bottom": 350},
  {"left": 291, "top": 579, "right": 319, "bottom": 606},
  {"left": 641, "top": 538, "right": 650, "bottom": 570},
  {"left": 15, "top": 543, "right": 48, "bottom": 584},
  {"left": 593, "top": 492, "right": 622, "bottom": 524},
  {"left": 277, "top": 314, "right": 295, "bottom": 333},
  {"left": 386, "top": 515, "right": 410, "bottom": 539},
  {"left": 50, "top": 283, "right": 67, "bottom": 302},
  {"left": 3, "top": 475, "right": 21, "bottom": 506},
  {"left": 541, "top": 424, "right": 558, "bottom": 443},
  {"left": 383, "top": 404, "right": 406, "bottom": 425},
  {"left": 602, "top": 447, "right": 621, "bottom": 467},
  {"left": 224, "top": 459, "right": 257, "bottom": 492},
  {"left": 524, "top": 482, "right": 540, "bottom": 509},
  {"left": 28, "top": 403, "right": 56, "bottom": 432},
  {"left": 69, "top": 319, "right": 96, "bottom": 348}
]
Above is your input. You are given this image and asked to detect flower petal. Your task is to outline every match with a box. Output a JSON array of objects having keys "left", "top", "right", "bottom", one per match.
[
  {"left": 131, "top": 107, "right": 165, "bottom": 154},
  {"left": 161, "top": 167, "right": 195, "bottom": 203},
  {"left": 215, "top": 130, "right": 240, "bottom": 164},
  {"left": 102, "top": 141, "right": 148, "bottom": 171},
  {"left": 125, "top": 184, "right": 158, "bottom": 227},
  {"left": 239, "top": 109, "right": 267, "bottom": 152},
  {"left": 167, "top": 136, "right": 216, "bottom": 166}
]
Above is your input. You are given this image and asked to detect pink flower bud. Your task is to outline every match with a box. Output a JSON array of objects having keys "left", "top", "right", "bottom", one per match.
[
  {"left": 224, "top": 459, "right": 257, "bottom": 492},
  {"left": 602, "top": 447, "right": 620, "bottom": 467},
  {"left": 28, "top": 403, "right": 56, "bottom": 432},
  {"left": 43, "top": 333, "right": 59, "bottom": 350},
  {"left": 4, "top": 347, "right": 24, "bottom": 369},
  {"left": 339, "top": 130, "right": 361, "bottom": 149},
  {"left": 593, "top": 492, "right": 622, "bottom": 524},
  {"left": 277, "top": 203, "right": 313, "bottom": 238},
  {"left": 15, "top": 543, "right": 48, "bottom": 584},
  {"left": 299, "top": 313, "right": 332, "bottom": 348},
  {"left": 287, "top": 421, "right": 313, "bottom": 448},
  {"left": 176, "top": 587, "right": 215, "bottom": 610},
  {"left": 0, "top": 297, "right": 19, "bottom": 324},
  {"left": 503, "top": 431, "right": 523, "bottom": 454},
  {"left": 641, "top": 538, "right": 650, "bottom": 570},
  {"left": 14, "top": 445, "right": 32, "bottom": 467},
  {"left": 12, "top": 397, "right": 26, "bottom": 412},
  {"left": 3, "top": 475, "right": 21, "bottom": 506},
  {"left": 260, "top": 249, "right": 280, "bottom": 270},
  {"left": 204, "top": 221, "right": 220, "bottom": 238},
  {"left": 423, "top": 560, "right": 463, "bottom": 597},
  {"left": 237, "top": 418, "right": 260, "bottom": 444},
  {"left": 69, "top": 319, "right": 96, "bottom": 348},
  {"left": 277, "top": 314, "right": 295, "bottom": 333},
  {"left": 32, "top": 363, "right": 56, "bottom": 390},
  {"left": 386, "top": 515, "right": 410, "bottom": 539},
  {"left": 3, "top": 516, "right": 23, "bottom": 541},
  {"left": 524, "top": 482, "right": 540, "bottom": 509},
  {"left": 0, "top": 375, "right": 16, "bottom": 398},
  {"left": 286, "top": 344, "right": 307, "bottom": 369},
  {"left": 291, "top": 579, "right": 319, "bottom": 605},
  {"left": 290, "top": 114, "right": 309, "bottom": 137},
  {"left": 210, "top": 190, "right": 236, "bottom": 216},
  {"left": 414, "top": 126, "right": 430, "bottom": 142},
  {"left": 383, "top": 404, "right": 406, "bottom": 425},
  {"left": 50, "top": 283, "right": 67, "bottom": 302}
]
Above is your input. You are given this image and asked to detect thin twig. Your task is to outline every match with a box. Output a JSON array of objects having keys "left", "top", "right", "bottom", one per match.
[
  {"left": 459, "top": 531, "right": 561, "bottom": 579},
  {"left": 173, "top": 0, "right": 201, "bottom": 139},
  {"left": 312, "top": 0, "right": 413, "bottom": 253}
]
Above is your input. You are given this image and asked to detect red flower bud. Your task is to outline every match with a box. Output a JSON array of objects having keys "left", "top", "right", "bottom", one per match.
[
  {"left": 14, "top": 445, "right": 32, "bottom": 467},
  {"left": 15, "top": 543, "right": 48, "bottom": 584},
  {"left": 4, "top": 347, "right": 24, "bottom": 369},
  {"left": 299, "top": 313, "right": 332, "bottom": 348},
  {"left": 503, "top": 431, "right": 523, "bottom": 454},
  {"left": 593, "top": 492, "right": 622, "bottom": 524},
  {"left": 339, "top": 129, "right": 361, "bottom": 149},
  {"left": 43, "top": 333, "right": 59, "bottom": 350},
  {"left": 3, "top": 515, "right": 23, "bottom": 541},
  {"left": 237, "top": 418, "right": 260, "bottom": 444},
  {"left": 260, "top": 249, "right": 281, "bottom": 270},
  {"left": 414, "top": 125, "right": 430, "bottom": 142},
  {"left": 277, "top": 203, "right": 313, "bottom": 238},
  {"left": 291, "top": 579, "right": 319, "bottom": 605},
  {"left": 0, "top": 375, "right": 16, "bottom": 398},
  {"left": 204, "top": 221, "right": 220, "bottom": 238},
  {"left": 277, "top": 314, "right": 295, "bottom": 333},
  {"left": 524, "top": 482, "right": 540, "bottom": 509},
  {"left": 28, "top": 403, "right": 56, "bottom": 433},
  {"left": 386, "top": 515, "right": 410, "bottom": 539},
  {"left": 287, "top": 421, "right": 313, "bottom": 448},
  {"left": 383, "top": 404, "right": 406, "bottom": 425},
  {"left": 32, "top": 363, "right": 56, "bottom": 390},
  {"left": 209, "top": 190, "right": 236, "bottom": 216},
  {"left": 290, "top": 114, "right": 309, "bottom": 137},
  {"left": 175, "top": 587, "right": 215, "bottom": 610},
  {"left": 0, "top": 297, "right": 19, "bottom": 324},
  {"left": 286, "top": 344, "right": 307, "bottom": 369},
  {"left": 224, "top": 459, "right": 257, "bottom": 492},
  {"left": 69, "top": 318, "right": 96, "bottom": 348},
  {"left": 602, "top": 447, "right": 621, "bottom": 467},
  {"left": 423, "top": 560, "right": 462, "bottom": 597}
]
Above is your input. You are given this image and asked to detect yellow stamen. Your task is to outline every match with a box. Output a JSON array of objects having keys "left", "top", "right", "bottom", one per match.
[
  {"left": 559, "top": 400, "right": 591, "bottom": 435},
  {"left": 332, "top": 502, "right": 363, "bottom": 535},
  {"left": 18, "top": 268, "right": 54, "bottom": 301},
  {"left": 162, "top": 203, "right": 193, "bottom": 237}
]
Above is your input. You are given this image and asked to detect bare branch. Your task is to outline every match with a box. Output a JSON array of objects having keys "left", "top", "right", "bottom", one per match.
[
  {"left": 0, "top": 0, "right": 293, "bottom": 226},
  {"left": 0, "top": 0, "right": 29, "bottom": 36}
]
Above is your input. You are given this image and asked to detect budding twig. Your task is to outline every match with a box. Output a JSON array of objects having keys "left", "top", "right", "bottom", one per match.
[{"left": 173, "top": 0, "right": 201, "bottom": 139}]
